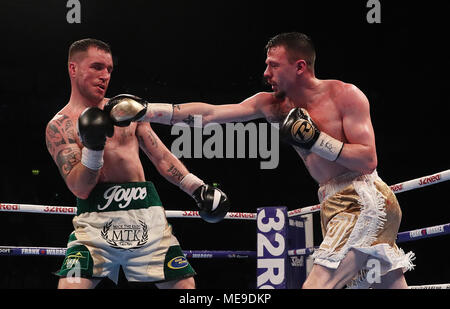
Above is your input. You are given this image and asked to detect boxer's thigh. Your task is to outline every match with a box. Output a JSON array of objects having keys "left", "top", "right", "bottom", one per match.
[{"left": 303, "top": 249, "right": 368, "bottom": 289}]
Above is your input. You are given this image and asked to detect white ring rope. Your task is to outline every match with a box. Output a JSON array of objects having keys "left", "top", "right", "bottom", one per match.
[
  {"left": 288, "top": 169, "right": 450, "bottom": 217},
  {"left": 0, "top": 169, "right": 448, "bottom": 219},
  {"left": 0, "top": 203, "right": 256, "bottom": 220},
  {"left": 409, "top": 283, "right": 450, "bottom": 289},
  {"left": 0, "top": 169, "right": 448, "bottom": 289}
]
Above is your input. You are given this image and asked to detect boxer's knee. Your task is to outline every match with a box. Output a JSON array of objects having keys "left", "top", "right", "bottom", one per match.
[
  {"left": 302, "top": 264, "right": 337, "bottom": 289},
  {"left": 303, "top": 250, "right": 369, "bottom": 289},
  {"left": 57, "top": 277, "right": 101, "bottom": 289}
]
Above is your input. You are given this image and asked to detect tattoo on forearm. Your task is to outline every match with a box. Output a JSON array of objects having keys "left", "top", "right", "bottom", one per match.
[
  {"left": 137, "top": 135, "right": 152, "bottom": 158},
  {"left": 167, "top": 164, "right": 184, "bottom": 182},
  {"left": 56, "top": 147, "right": 81, "bottom": 179},
  {"left": 146, "top": 129, "right": 157, "bottom": 148},
  {"left": 182, "top": 114, "right": 195, "bottom": 125},
  {"left": 137, "top": 128, "right": 158, "bottom": 157}
]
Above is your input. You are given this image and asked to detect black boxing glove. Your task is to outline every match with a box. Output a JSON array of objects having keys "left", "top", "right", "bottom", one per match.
[
  {"left": 104, "top": 94, "right": 173, "bottom": 126},
  {"left": 78, "top": 107, "right": 114, "bottom": 150},
  {"left": 77, "top": 107, "right": 114, "bottom": 170},
  {"left": 192, "top": 184, "right": 230, "bottom": 223},
  {"left": 179, "top": 173, "right": 231, "bottom": 223},
  {"left": 279, "top": 107, "right": 344, "bottom": 161}
]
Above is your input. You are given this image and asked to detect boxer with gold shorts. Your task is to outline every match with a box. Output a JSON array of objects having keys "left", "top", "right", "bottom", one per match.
[{"left": 312, "top": 170, "right": 415, "bottom": 288}]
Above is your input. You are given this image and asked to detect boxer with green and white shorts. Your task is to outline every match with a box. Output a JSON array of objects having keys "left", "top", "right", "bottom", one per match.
[{"left": 56, "top": 181, "right": 195, "bottom": 284}]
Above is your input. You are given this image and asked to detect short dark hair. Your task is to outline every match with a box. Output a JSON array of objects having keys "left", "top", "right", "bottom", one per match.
[
  {"left": 265, "top": 32, "right": 316, "bottom": 68},
  {"left": 68, "top": 38, "right": 111, "bottom": 61}
]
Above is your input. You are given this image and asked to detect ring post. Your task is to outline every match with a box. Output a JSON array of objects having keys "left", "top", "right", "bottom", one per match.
[
  {"left": 256, "top": 206, "right": 288, "bottom": 289},
  {"left": 286, "top": 216, "right": 308, "bottom": 288}
]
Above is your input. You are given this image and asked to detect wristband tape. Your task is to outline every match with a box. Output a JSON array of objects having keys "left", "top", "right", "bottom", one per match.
[
  {"left": 81, "top": 148, "right": 104, "bottom": 171},
  {"left": 140, "top": 103, "right": 173, "bottom": 124},
  {"left": 311, "top": 131, "right": 344, "bottom": 162},
  {"left": 179, "top": 173, "right": 205, "bottom": 195}
]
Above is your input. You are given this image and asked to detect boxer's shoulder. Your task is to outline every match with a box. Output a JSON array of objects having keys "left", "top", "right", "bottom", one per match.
[
  {"left": 46, "top": 110, "right": 77, "bottom": 137},
  {"left": 326, "top": 81, "right": 368, "bottom": 109},
  {"left": 46, "top": 109, "right": 80, "bottom": 156},
  {"left": 253, "top": 91, "right": 284, "bottom": 104},
  {"left": 48, "top": 103, "right": 77, "bottom": 124}
]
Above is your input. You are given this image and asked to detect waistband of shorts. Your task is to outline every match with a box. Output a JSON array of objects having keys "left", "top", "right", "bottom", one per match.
[
  {"left": 76, "top": 181, "right": 163, "bottom": 215},
  {"left": 318, "top": 169, "right": 379, "bottom": 202}
]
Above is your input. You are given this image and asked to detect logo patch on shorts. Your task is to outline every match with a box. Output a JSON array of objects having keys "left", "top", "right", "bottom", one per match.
[
  {"left": 101, "top": 219, "right": 149, "bottom": 250},
  {"left": 167, "top": 256, "right": 189, "bottom": 269},
  {"left": 62, "top": 251, "right": 90, "bottom": 271}
]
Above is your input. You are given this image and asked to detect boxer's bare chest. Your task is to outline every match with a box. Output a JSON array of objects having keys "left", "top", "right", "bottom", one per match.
[
  {"left": 265, "top": 95, "right": 343, "bottom": 138},
  {"left": 61, "top": 110, "right": 137, "bottom": 150},
  {"left": 54, "top": 103, "right": 145, "bottom": 183},
  {"left": 66, "top": 108, "right": 141, "bottom": 165},
  {"left": 264, "top": 93, "right": 345, "bottom": 164},
  {"left": 99, "top": 124, "right": 144, "bottom": 182}
]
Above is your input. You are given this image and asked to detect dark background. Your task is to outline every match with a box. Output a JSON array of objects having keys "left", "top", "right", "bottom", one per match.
[{"left": 0, "top": 0, "right": 448, "bottom": 289}]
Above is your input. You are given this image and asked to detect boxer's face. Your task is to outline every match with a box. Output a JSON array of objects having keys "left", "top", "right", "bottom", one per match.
[
  {"left": 71, "top": 47, "right": 113, "bottom": 103},
  {"left": 263, "top": 46, "right": 297, "bottom": 99}
]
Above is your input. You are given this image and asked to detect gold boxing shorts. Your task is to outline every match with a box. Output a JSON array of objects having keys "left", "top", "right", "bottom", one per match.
[{"left": 312, "top": 170, "right": 415, "bottom": 288}]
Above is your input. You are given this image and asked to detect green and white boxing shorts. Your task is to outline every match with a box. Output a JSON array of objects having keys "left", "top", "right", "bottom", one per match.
[{"left": 56, "top": 181, "right": 195, "bottom": 284}]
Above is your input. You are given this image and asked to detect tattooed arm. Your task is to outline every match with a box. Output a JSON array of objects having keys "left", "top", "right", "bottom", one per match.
[
  {"left": 45, "top": 114, "right": 100, "bottom": 199},
  {"left": 137, "top": 121, "right": 230, "bottom": 222},
  {"left": 169, "top": 92, "right": 268, "bottom": 126},
  {"left": 136, "top": 122, "right": 189, "bottom": 186}
]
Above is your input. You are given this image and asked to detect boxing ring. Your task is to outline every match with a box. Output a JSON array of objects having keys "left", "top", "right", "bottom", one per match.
[{"left": 1, "top": 169, "right": 449, "bottom": 289}]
